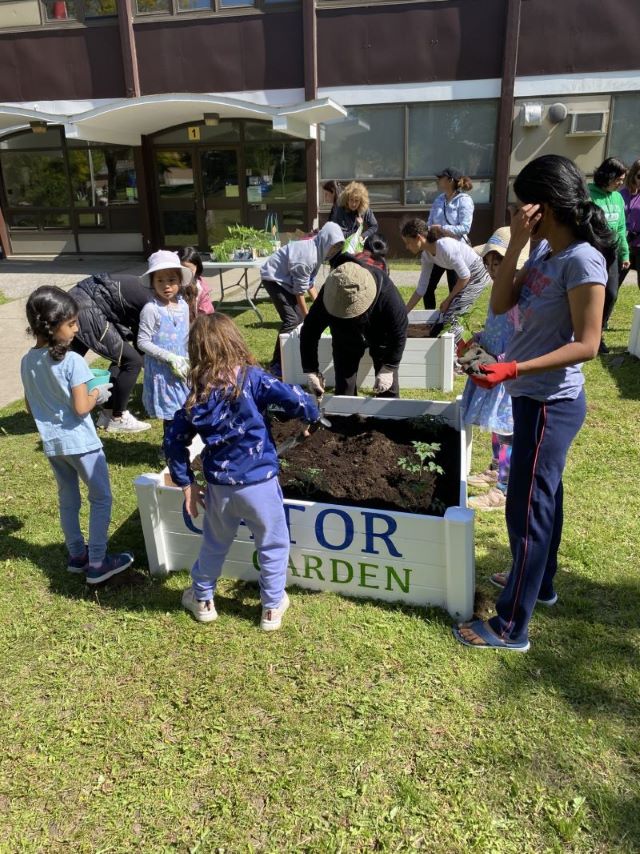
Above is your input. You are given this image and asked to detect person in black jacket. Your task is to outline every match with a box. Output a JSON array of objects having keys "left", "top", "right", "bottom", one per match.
[
  {"left": 330, "top": 182, "right": 378, "bottom": 244},
  {"left": 300, "top": 257, "right": 407, "bottom": 398},
  {"left": 68, "top": 273, "right": 153, "bottom": 433}
]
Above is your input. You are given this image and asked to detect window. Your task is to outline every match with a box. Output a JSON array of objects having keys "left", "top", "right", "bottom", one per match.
[
  {"left": 608, "top": 93, "right": 640, "bottom": 165},
  {"left": 245, "top": 141, "right": 306, "bottom": 204},
  {"left": 408, "top": 101, "right": 498, "bottom": 179},
  {"left": 41, "top": 0, "right": 116, "bottom": 21},
  {"left": 135, "top": 0, "right": 290, "bottom": 13},
  {"left": 0, "top": 130, "right": 141, "bottom": 237},
  {"left": 320, "top": 101, "right": 498, "bottom": 209}
]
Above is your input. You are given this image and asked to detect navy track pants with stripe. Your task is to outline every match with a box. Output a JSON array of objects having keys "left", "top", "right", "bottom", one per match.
[{"left": 489, "top": 390, "right": 586, "bottom": 644}]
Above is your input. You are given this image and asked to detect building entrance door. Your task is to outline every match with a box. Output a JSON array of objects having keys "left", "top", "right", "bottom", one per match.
[{"left": 155, "top": 145, "right": 242, "bottom": 251}]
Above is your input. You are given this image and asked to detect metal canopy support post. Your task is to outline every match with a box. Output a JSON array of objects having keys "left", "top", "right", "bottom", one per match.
[
  {"left": 303, "top": 0, "right": 319, "bottom": 231},
  {"left": 493, "top": 0, "right": 522, "bottom": 230}
]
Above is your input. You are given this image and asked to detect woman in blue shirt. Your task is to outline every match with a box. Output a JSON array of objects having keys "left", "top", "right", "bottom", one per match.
[
  {"left": 421, "top": 167, "right": 475, "bottom": 309},
  {"left": 453, "top": 155, "right": 615, "bottom": 652}
]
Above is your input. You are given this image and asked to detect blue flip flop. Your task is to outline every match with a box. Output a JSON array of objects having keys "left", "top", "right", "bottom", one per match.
[{"left": 452, "top": 619, "right": 530, "bottom": 652}]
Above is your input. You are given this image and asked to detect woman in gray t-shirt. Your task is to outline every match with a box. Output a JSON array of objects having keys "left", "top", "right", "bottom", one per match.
[{"left": 454, "top": 155, "right": 615, "bottom": 653}]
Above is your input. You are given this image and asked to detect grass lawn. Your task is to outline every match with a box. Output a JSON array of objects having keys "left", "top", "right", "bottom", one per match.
[{"left": 0, "top": 282, "right": 639, "bottom": 852}]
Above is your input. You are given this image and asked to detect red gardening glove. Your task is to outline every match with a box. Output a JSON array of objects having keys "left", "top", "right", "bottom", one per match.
[{"left": 470, "top": 361, "right": 518, "bottom": 389}]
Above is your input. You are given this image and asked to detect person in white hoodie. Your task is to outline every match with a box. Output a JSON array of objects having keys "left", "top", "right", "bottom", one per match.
[{"left": 260, "top": 222, "right": 344, "bottom": 375}]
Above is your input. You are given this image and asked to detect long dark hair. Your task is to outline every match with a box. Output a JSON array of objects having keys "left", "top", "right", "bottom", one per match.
[
  {"left": 26, "top": 286, "right": 78, "bottom": 362},
  {"left": 593, "top": 157, "right": 626, "bottom": 190},
  {"left": 177, "top": 246, "right": 203, "bottom": 322},
  {"left": 400, "top": 218, "right": 439, "bottom": 244},
  {"left": 513, "top": 155, "right": 616, "bottom": 266}
]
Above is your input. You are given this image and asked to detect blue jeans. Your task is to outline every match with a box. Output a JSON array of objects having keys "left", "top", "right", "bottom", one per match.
[
  {"left": 192, "top": 478, "right": 289, "bottom": 608},
  {"left": 48, "top": 449, "right": 113, "bottom": 564},
  {"left": 489, "top": 391, "right": 586, "bottom": 644}
]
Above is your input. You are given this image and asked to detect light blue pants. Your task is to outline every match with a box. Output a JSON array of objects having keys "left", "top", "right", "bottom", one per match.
[
  {"left": 192, "top": 478, "right": 289, "bottom": 608},
  {"left": 48, "top": 449, "right": 112, "bottom": 565}
]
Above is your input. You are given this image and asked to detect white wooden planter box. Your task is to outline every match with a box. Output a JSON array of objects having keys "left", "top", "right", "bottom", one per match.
[
  {"left": 280, "top": 310, "right": 455, "bottom": 392},
  {"left": 134, "top": 396, "right": 475, "bottom": 620},
  {"left": 628, "top": 305, "right": 640, "bottom": 357}
]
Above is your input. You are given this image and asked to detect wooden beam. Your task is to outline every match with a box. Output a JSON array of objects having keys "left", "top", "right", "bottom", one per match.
[
  {"left": 303, "top": 0, "right": 318, "bottom": 231},
  {"left": 493, "top": 0, "right": 521, "bottom": 230},
  {"left": 116, "top": 0, "right": 141, "bottom": 98}
]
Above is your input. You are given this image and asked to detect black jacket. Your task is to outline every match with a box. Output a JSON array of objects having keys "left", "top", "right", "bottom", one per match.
[
  {"left": 329, "top": 206, "right": 378, "bottom": 242},
  {"left": 69, "top": 273, "right": 152, "bottom": 362},
  {"left": 300, "top": 260, "right": 407, "bottom": 374}
]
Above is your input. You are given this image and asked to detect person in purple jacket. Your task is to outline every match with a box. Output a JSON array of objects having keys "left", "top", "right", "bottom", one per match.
[
  {"left": 164, "top": 313, "right": 320, "bottom": 632},
  {"left": 620, "top": 158, "right": 640, "bottom": 287}
]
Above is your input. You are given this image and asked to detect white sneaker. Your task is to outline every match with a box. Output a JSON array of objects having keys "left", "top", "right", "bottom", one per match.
[
  {"left": 105, "top": 411, "right": 151, "bottom": 433},
  {"left": 260, "top": 592, "right": 290, "bottom": 632},
  {"left": 96, "top": 409, "right": 112, "bottom": 429},
  {"left": 182, "top": 587, "right": 218, "bottom": 623}
]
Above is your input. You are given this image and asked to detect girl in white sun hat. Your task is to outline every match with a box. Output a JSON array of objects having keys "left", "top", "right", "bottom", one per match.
[{"left": 138, "top": 250, "right": 192, "bottom": 438}]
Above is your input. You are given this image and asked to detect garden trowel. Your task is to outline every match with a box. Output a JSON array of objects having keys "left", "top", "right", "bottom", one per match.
[{"left": 276, "top": 416, "right": 332, "bottom": 457}]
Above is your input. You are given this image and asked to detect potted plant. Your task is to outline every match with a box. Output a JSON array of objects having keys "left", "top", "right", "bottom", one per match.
[{"left": 210, "top": 225, "right": 278, "bottom": 262}]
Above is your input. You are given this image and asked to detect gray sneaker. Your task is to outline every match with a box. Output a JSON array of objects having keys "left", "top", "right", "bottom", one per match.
[
  {"left": 105, "top": 411, "right": 151, "bottom": 433},
  {"left": 182, "top": 587, "right": 218, "bottom": 623},
  {"left": 96, "top": 409, "right": 112, "bottom": 430},
  {"left": 260, "top": 592, "right": 290, "bottom": 632}
]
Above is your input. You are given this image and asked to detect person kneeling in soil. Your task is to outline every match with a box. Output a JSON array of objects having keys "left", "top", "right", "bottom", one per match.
[
  {"left": 401, "top": 218, "right": 491, "bottom": 346},
  {"left": 300, "top": 257, "right": 408, "bottom": 398},
  {"left": 164, "top": 313, "right": 320, "bottom": 632}
]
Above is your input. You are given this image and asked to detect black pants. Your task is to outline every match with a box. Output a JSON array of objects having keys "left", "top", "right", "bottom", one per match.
[
  {"left": 602, "top": 259, "right": 620, "bottom": 329},
  {"left": 71, "top": 338, "right": 143, "bottom": 418},
  {"left": 333, "top": 342, "right": 399, "bottom": 398},
  {"left": 619, "top": 246, "right": 640, "bottom": 288},
  {"left": 262, "top": 279, "right": 304, "bottom": 368},
  {"left": 422, "top": 264, "right": 458, "bottom": 310}
]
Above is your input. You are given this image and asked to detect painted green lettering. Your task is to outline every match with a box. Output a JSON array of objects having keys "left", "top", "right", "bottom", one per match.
[
  {"left": 359, "top": 562, "right": 379, "bottom": 590},
  {"left": 303, "top": 553, "right": 324, "bottom": 580},
  {"left": 385, "top": 566, "right": 412, "bottom": 594},
  {"left": 288, "top": 554, "right": 301, "bottom": 577},
  {"left": 330, "top": 558, "right": 353, "bottom": 584}
]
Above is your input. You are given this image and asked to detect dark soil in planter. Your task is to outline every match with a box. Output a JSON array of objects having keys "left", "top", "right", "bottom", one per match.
[
  {"left": 406, "top": 323, "right": 433, "bottom": 339},
  {"left": 270, "top": 414, "right": 460, "bottom": 515}
]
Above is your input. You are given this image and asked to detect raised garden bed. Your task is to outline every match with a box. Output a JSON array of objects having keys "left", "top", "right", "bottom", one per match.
[
  {"left": 280, "top": 310, "right": 454, "bottom": 392},
  {"left": 134, "top": 396, "right": 475, "bottom": 619}
]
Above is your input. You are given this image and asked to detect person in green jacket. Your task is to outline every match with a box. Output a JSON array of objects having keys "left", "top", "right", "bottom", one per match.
[{"left": 589, "top": 157, "right": 630, "bottom": 353}]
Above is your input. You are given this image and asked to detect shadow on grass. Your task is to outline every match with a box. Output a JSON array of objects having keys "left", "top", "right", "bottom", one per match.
[
  {"left": 0, "top": 409, "right": 37, "bottom": 438},
  {"left": 600, "top": 348, "right": 640, "bottom": 400}
]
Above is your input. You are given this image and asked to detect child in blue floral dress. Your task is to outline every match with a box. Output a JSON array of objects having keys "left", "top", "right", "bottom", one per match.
[
  {"left": 138, "top": 251, "right": 192, "bottom": 433},
  {"left": 460, "top": 228, "right": 528, "bottom": 510}
]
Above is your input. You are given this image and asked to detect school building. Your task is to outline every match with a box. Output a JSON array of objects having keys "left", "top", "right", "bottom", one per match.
[{"left": 0, "top": 0, "right": 638, "bottom": 257}]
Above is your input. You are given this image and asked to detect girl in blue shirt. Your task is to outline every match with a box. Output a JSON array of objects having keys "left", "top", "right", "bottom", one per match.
[
  {"left": 21, "top": 287, "right": 134, "bottom": 584},
  {"left": 422, "top": 167, "right": 475, "bottom": 309},
  {"left": 454, "top": 155, "right": 614, "bottom": 652},
  {"left": 164, "top": 313, "right": 320, "bottom": 631}
]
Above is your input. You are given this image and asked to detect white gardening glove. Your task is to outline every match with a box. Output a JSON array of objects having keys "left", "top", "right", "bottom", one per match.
[
  {"left": 306, "top": 371, "right": 325, "bottom": 400},
  {"left": 458, "top": 344, "right": 498, "bottom": 376},
  {"left": 93, "top": 382, "right": 113, "bottom": 406},
  {"left": 373, "top": 367, "right": 394, "bottom": 394},
  {"left": 168, "top": 355, "right": 190, "bottom": 381}
]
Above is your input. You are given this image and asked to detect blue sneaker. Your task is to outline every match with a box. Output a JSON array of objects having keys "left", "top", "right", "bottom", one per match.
[
  {"left": 86, "top": 552, "right": 134, "bottom": 585},
  {"left": 67, "top": 547, "right": 89, "bottom": 574}
]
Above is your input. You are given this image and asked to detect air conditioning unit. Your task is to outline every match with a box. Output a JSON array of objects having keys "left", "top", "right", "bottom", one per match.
[{"left": 566, "top": 111, "right": 608, "bottom": 136}]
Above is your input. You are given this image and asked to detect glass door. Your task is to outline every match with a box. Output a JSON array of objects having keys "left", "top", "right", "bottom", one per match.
[
  {"left": 155, "top": 148, "right": 199, "bottom": 247},
  {"left": 198, "top": 147, "right": 242, "bottom": 249}
]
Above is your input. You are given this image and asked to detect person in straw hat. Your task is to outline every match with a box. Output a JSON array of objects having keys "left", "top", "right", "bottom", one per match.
[{"left": 300, "top": 257, "right": 407, "bottom": 398}]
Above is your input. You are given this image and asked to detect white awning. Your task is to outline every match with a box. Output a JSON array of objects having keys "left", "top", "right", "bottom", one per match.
[{"left": 0, "top": 94, "right": 347, "bottom": 145}]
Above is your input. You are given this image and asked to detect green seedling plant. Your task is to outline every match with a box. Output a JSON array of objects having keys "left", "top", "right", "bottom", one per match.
[
  {"left": 290, "top": 466, "right": 324, "bottom": 498},
  {"left": 398, "top": 441, "right": 444, "bottom": 479}
]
